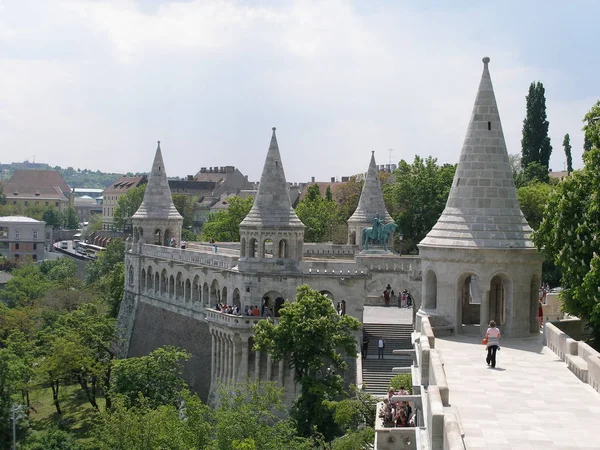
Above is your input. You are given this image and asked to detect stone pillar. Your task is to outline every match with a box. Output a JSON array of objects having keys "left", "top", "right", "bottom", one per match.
[
  {"left": 480, "top": 289, "right": 490, "bottom": 336},
  {"left": 211, "top": 330, "right": 216, "bottom": 384},
  {"left": 255, "top": 350, "right": 261, "bottom": 380},
  {"left": 224, "top": 334, "right": 230, "bottom": 382},
  {"left": 240, "top": 337, "right": 249, "bottom": 382},
  {"left": 228, "top": 335, "right": 234, "bottom": 383},
  {"left": 215, "top": 332, "right": 221, "bottom": 381}
]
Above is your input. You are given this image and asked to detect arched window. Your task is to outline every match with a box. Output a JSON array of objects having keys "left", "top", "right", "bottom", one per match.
[
  {"left": 240, "top": 238, "right": 246, "bottom": 257},
  {"left": 278, "top": 239, "right": 288, "bottom": 258},
  {"left": 249, "top": 238, "right": 257, "bottom": 258},
  {"left": 128, "top": 265, "right": 134, "bottom": 285}
]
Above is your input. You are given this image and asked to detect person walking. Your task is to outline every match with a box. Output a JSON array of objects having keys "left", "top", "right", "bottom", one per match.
[
  {"left": 378, "top": 336, "right": 385, "bottom": 359},
  {"left": 538, "top": 299, "right": 544, "bottom": 330},
  {"left": 362, "top": 335, "right": 369, "bottom": 358},
  {"left": 484, "top": 320, "right": 501, "bottom": 368}
]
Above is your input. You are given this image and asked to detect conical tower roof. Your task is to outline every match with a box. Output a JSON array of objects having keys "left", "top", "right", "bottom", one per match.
[
  {"left": 348, "top": 151, "right": 393, "bottom": 224},
  {"left": 240, "top": 128, "right": 304, "bottom": 228},
  {"left": 420, "top": 57, "right": 534, "bottom": 249},
  {"left": 132, "top": 141, "right": 182, "bottom": 220}
]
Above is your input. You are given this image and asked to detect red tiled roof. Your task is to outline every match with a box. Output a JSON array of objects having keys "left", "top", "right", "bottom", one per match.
[
  {"left": 103, "top": 176, "right": 147, "bottom": 194},
  {"left": 4, "top": 170, "right": 71, "bottom": 200}
]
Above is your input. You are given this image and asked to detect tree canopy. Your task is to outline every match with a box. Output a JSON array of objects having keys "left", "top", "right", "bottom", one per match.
[
  {"left": 563, "top": 133, "right": 573, "bottom": 174},
  {"left": 521, "top": 81, "right": 552, "bottom": 171},
  {"left": 113, "top": 184, "right": 146, "bottom": 231},
  {"left": 295, "top": 185, "right": 344, "bottom": 243},
  {"left": 200, "top": 196, "right": 254, "bottom": 242},
  {"left": 383, "top": 156, "right": 456, "bottom": 254}
]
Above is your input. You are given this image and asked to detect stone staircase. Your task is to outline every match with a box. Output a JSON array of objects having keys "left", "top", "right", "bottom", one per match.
[{"left": 362, "top": 322, "right": 413, "bottom": 396}]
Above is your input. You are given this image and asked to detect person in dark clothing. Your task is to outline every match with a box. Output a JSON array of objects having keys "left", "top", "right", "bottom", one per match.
[{"left": 362, "top": 336, "right": 369, "bottom": 358}]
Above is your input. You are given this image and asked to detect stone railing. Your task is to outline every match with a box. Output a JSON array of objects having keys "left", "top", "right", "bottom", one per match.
[
  {"left": 413, "top": 312, "right": 466, "bottom": 450},
  {"left": 544, "top": 322, "right": 600, "bottom": 392},
  {"left": 140, "top": 244, "right": 238, "bottom": 269},
  {"left": 185, "top": 242, "right": 240, "bottom": 257},
  {"left": 205, "top": 308, "right": 272, "bottom": 330},
  {"left": 303, "top": 243, "right": 357, "bottom": 257},
  {"left": 302, "top": 260, "right": 366, "bottom": 276}
]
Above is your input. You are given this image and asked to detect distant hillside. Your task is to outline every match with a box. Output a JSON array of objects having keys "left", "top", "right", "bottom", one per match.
[{"left": 55, "top": 166, "right": 127, "bottom": 189}]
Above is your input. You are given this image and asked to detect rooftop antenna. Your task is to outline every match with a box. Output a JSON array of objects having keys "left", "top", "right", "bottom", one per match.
[
  {"left": 388, "top": 149, "right": 393, "bottom": 165},
  {"left": 32, "top": 155, "right": 36, "bottom": 163}
]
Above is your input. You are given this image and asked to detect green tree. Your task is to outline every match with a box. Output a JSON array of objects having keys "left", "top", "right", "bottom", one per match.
[
  {"left": 516, "top": 182, "right": 554, "bottom": 230},
  {"left": 113, "top": 184, "right": 146, "bottom": 231},
  {"left": 2, "top": 264, "right": 53, "bottom": 308},
  {"left": 336, "top": 175, "right": 364, "bottom": 220},
  {"left": 521, "top": 81, "right": 552, "bottom": 169},
  {"left": 64, "top": 207, "right": 79, "bottom": 229},
  {"left": 86, "top": 238, "right": 125, "bottom": 284},
  {"left": 22, "top": 427, "right": 81, "bottom": 450},
  {"left": 0, "top": 348, "right": 22, "bottom": 447},
  {"left": 172, "top": 194, "right": 196, "bottom": 229},
  {"left": 563, "top": 133, "right": 573, "bottom": 174},
  {"left": 325, "top": 185, "right": 333, "bottom": 202},
  {"left": 201, "top": 196, "right": 254, "bottom": 242},
  {"left": 93, "top": 390, "right": 213, "bottom": 450},
  {"left": 534, "top": 146, "right": 600, "bottom": 344},
  {"left": 295, "top": 188, "right": 343, "bottom": 243},
  {"left": 583, "top": 100, "right": 600, "bottom": 153},
  {"left": 383, "top": 156, "right": 456, "bottom": 254},
  {"left": 42, "top": 209, "right": 60, "bottom": 229},
  {"left": 110, "top": 346, "right": 191, "bottom": 408},
  {"left": 253, "top": 285, "right": 361, "bottom": 440}
]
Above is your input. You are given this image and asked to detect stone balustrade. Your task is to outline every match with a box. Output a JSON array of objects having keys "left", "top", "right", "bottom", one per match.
[
  {"left": 545, "top": 321, "right": 600, "bottom": 393},
  {"left": 205, "top": 308, "right": 269, "bottom": 330},
  {"left": 141, "top": 243, "right": 238, "bottom": 269}
]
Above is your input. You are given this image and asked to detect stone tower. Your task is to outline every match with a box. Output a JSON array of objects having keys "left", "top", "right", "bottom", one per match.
[
  {"left": 238, "top": 128, "right": 305, "bottom": 273},
  {"left": 131, "top": 141, "right": 183, "bottom": 247},
  {"left": 347, "top": 151, "right": 394, "bottom": 247},
  {"left": 418, "top": 57, "right": 542, "bottom": 337}
]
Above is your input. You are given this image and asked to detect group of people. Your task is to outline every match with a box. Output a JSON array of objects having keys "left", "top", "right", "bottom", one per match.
[
  {"left": 382, "top": 284, "right": 413, "bottom": 308},
  {"left": 216, "top": 303, "right": 240, "bottom": 315},
  {"left": 361, "top": 335, "right": 386, "bottom": 359},
  {"left": 379, "top": 386, "right": 415, "bottom": 428}
]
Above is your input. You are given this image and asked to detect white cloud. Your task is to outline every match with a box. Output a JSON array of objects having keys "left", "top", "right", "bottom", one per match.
[{"left": 0, "top": 0, "right": 595, "bottom": 181}]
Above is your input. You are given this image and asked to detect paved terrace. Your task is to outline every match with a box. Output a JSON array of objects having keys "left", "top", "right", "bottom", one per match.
[{"left": 436, "top": 333, "right": 600, "bottom": 449}]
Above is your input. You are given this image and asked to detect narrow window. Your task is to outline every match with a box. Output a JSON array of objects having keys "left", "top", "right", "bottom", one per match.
[{"left": 487, "top": 121, "right": 491, "bottom": 130}]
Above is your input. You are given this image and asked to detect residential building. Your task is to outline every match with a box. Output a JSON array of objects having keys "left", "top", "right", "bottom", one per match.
[
  {"left": 102, "top": 176, "right": 147, "bottom": 231},
  {"left": 0, "top": 216, "right": 53, "bottom": 262},
  {"left": 2, "top": 170, "right": 71, "bottom": 211}
]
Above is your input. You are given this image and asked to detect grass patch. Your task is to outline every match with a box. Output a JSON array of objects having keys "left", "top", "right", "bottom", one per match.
[{"left": 25, "top": 384, "right": 106, "bottom": 445}]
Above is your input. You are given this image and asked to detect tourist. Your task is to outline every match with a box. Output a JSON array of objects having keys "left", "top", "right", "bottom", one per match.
[
  {"left": 253, "top": 305, "right": 260, "bottom": 316},
  {"left": 378, "top": 336, "right": 385, "bottom": 359},
  {"left": 538, "top": 299, "right": 544, "bottom": 330},
  {"left": 336, "top": 302, "right": 342, "bottom": 315},
  {"left": 484, "top": 320, "right": 501, "bottom": 368},
  {"left": 340, "top": 299, "right": 346, "bottom": 316},
  {"left": 362, "top": 335, "right": 369, "bottom": 358},
  {"left": 383, "top": 284, "right": 391, "bottom": 306}
]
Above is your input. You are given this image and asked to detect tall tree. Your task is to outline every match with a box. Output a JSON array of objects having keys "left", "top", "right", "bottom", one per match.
[
  {"left": 295, "top": 193, "right": 343, "bottom": 243},
  {"left": 534, "top": 131, "right": 600, "bottom": 343},
  {"left": 563, "top": 133, "right": 573, "bottom": 174},
  {"left": 253, "top": 285, "right": 361, "bottom": 441},
  {"left": 383, "top": 156, "right": 456, "bottom": 254},
  {"left": 583, "top": 100, "right": 600, "bottom": 153},
  {"left": 521, "top": 81, "right": 552, "bottom": 169}
]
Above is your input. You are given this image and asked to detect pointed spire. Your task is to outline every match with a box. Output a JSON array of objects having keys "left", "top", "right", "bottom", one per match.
[
  {"left": 132, "top": 141, "right": 182, "bottom": 220},
  {"left": 240, "top": 128, "right": 304, "bottom": 228},
  {"left": 420, "top": 57, "right": 534, "bottom": 249},
  {"left": 347, "top": 151, "right": 393, "bottom": 224}
]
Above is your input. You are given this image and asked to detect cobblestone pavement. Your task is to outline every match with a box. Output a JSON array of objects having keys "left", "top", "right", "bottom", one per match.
[{"left": 436, "top": 333, "right": 600, "bottom": 449}]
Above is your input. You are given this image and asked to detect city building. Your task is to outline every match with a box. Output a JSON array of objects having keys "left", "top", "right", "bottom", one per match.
[
  {"left": 0, "top": 216, "right": 53, "bottom": 261},
  {"left": 2, "top": 170, "right": 71, "bottom": 211},
  {"left": 101, "top": 176, "right": 147, "bottom": 231}
]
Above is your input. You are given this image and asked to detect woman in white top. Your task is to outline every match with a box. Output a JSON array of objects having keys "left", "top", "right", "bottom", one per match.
[{"left": 485, "top": 320, "right": 501, "bottom": 368}]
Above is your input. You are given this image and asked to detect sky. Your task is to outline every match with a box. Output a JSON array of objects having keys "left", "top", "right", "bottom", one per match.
[{"left": 0, "top": 0, "right": 598, "bottom": 182}]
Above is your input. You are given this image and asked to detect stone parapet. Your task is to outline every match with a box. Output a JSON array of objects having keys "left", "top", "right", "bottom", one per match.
[
  {"left": 141, "top": 243, "right": 238, "bottom": 269},
  {"left": 205, "top": 308, "right": 268, "bottom": 330}
]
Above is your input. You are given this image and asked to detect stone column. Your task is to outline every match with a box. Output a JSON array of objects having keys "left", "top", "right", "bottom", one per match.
[
  {"left": 240, "top": 337, "right": 249, "bottom": 382},
  {"left": 211, "top": 330, "right": 216, "bottom": 384},
  {"left": 224, "top": 334, "right": 230, "bottom": 383},
  {"left": 480, "top": 289, "right": 490, "bottom": 336},
  {"left": 228, "top": 335, "right": 234, "bottom": 383}
]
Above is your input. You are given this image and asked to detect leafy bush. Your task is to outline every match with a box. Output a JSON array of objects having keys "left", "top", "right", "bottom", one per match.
[{"left": 389, "top": 374, "right": 412, "bottom": 393}]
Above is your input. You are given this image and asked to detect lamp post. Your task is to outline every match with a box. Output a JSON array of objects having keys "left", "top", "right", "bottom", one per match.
[{"left": 10, "top": 404, "right": 24, "bottom": 450}]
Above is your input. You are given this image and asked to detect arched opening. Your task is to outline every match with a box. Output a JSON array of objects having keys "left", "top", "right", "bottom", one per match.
[
  {"left": 459, "top": 274, "right": 480, "bottom": 326},
  {"left": 192, "top": 275, "right": 200, "bottom": 303},
  {"left": 154, "top": 229, "right": 162, "bottom": 246},
  {"left": 319, "top": 290, "right": 334, "bottom": 303},
  {"left": 154, "top": 271, "right": 160, "bottom": 293},
  {"left": 278, "top": 239, "right": 288, "bottom": 258},
  {"left": 262, "top": 239, "right": 272, "bottom": 258},
  {"left": 138, "top": 227, "right": 144, "bottom": 238},
  {"left": 203, "top": 282, "right": 210, "bottom": 306},
  {"left": 185, "top": 278, "right": 191, "bottom": 302},
  {"left": 176, "top": 272, "right": 183, "bottom": 299},
  {"left": 425, "top": 270, "right": 437, "bottom": 309},
  {"left": 147, "top": 266, "right": 153, "bottom": 291},
  {"left": 210, "top": 279, "right": 220, "bottom": 305},
  {"left": 169, "top": 274, "right": 175, "bottom": 298},
  {"left": 160, "top": 269, "right": 168, "bottom": 296},
  {"left": 164, "top": 228, "right": 172, "bottom": 247},
  {"left": 489, "top": 274, "right": 510, "bottom": 327},
  {"left": 232, "top": 288, "right": 241, "bottom": 308},
  {"left": 262, "top": 290, "right": 283, "bottom": 316},
  {"left": 240, "top": 238, "right": 246, "bottom": 257},
  {"left": 249, "top": 238, "right": 257, "bottom": 258},
  {"left": 274, "top": 297, "right": 285, "bottom": 317},
  {"left": 222, "top": 286, "right": 228, "bottom": 305},
  {"left": 128, "top": 265, "right": 134, "bottom": 285},
  {"left": 141, "top": 269, "right": 146, "bottom": 291},
  {"left": 530, "top": 273, "right": 541, "bottom": 333},
  {"left": 349, "top": 230, "right": 356, "bottom": 245},
  {"left": 134, "top": 227, "right": 139, "bottom": 243}
]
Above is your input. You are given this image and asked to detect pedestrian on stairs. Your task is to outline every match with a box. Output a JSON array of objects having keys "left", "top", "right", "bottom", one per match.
[
  {"left": 378, "top": 336, "right": 385, "bottom": 359},
  {"left": 362, "top": 335, "right": 369, "bottom": 358}
]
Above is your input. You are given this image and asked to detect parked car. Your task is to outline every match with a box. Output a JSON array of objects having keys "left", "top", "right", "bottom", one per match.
[{"left": 60, "top": 241, "right": 68, "bottom": 249}]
